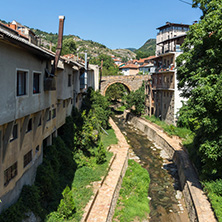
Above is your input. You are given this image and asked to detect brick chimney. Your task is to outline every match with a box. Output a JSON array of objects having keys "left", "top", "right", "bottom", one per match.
[
  {"left": 51, "top": 16, "right": 65, "bottom": 75},
  {"left": 10, "top": 20, "right": 17, "bottom": 30}
]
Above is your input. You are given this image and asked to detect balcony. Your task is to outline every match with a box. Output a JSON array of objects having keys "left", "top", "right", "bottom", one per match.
[
  {"left": 155, "top": 65, "right": 175, "bottom": 73},
  {"left": 44, "top": 77, "right": 56, "bottom": 91}
]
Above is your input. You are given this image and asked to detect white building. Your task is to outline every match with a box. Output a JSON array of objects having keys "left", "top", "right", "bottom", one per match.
[{"left": 149, "top": 22, "right": 189, "bottom": 124}]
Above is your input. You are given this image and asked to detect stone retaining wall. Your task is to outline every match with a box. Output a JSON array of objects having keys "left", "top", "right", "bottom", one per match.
[
  {"left": 106, "top": 152, "right": 129, "bottom": 222},
  {"left": 126, "top": 112, "right": 217, "bottom": 222}
]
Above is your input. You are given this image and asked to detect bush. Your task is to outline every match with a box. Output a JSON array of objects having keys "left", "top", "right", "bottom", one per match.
[
  {"left": 46, "top": 212, "right": 64, "bottom": 222},
  {"left": 59, "top": 116, "right": 74, "bottom": 149},
  {"left": 204, "top": 180, "right": 222, "bottom": 221},
  {"left": 35, "top": 159, "right": 60, "bottom": 203},
  {"left": 57, "top": 186, "right": 76, "bottom": 219},
  {"left": 20, "top": 185, "right": 42, "bottom": 216},
  {"left": 0, "top": 199, "right": 25, "bottom": 222},
  {"left": 96, "top": 139, "right": 107, "bottom": 164}
]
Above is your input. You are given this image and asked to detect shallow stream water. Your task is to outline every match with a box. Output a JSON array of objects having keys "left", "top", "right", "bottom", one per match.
[{"left": 113, "top": 116, "right": 189, "bottom": 222}]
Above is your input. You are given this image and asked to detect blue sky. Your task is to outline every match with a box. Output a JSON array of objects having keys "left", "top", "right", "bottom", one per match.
[{"left": 0, "top": 0, "right": 202, "bottom": 49}]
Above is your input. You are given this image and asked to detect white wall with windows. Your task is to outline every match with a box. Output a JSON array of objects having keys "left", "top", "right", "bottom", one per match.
[{"left": 0, "top": 41, "right": 52, "bottom": 126}]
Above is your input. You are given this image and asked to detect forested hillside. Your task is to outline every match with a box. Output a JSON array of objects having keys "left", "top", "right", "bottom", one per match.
[
  {"left": 135, "top": 39, "right": 156, "bottom": 59},
  {"left": 31, "top": 28, "right": 136, "bottom": 60}
]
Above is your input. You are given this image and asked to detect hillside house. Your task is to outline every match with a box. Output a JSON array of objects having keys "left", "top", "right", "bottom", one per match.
[{"left": 119, "top": 64, "right": 139, "bottom": 75}]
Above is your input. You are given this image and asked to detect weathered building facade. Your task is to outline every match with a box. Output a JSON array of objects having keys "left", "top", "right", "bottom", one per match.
[
  {"left": 0, "top": 19, "right": 99, "bottom": 213},
  {"left": 147, "top": 22, "right": 189, "bottom": 124}
]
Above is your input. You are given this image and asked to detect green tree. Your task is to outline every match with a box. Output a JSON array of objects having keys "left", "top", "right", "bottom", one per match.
[
  {"left": 96, "top": 139, "right": 107, "bottom": 164},
  {"left": 90, "top": 54, "right": 119, "bottom": 76},
  {"left": 122, "top": 56, "right": 128, "bottom": 63},
  {"left": 176, "top": 0, "right": 222, "bottom": 178},
  {"left": 106, "top": 83, "right": 129, "bottom": 101},
  {"left": 126, "top": 83, "right": 145, "bottom": 116},
  {"left": 57, "top": 186, "right": 76, "bottom": 219},
  {"left": 61, "top": 38, "right": 76, "bottom": 55}
]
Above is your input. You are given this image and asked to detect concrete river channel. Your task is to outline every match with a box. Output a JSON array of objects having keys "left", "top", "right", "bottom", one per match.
[{"left": 113, "top": 115, "right": 189, "bottom": 222}]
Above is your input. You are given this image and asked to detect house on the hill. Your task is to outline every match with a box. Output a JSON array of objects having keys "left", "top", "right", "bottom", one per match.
[{"left": 119, "top": 64, "right": 139, "bottom": 75}]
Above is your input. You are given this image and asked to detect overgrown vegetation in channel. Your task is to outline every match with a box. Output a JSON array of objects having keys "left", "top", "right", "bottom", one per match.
[
  {"left": 113, "top": 159, "right": 150, "bottom": 222},
  {"left": 0, "top": 88, "right": 116, "bottom": 222}
]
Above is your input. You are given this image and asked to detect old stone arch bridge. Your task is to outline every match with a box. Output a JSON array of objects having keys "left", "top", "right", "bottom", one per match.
[{"left": 100, "top": 75, "right": 150, "bottom": 96}]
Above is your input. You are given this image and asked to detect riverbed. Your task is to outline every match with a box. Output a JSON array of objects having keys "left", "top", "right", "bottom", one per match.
[{"left": 113, "top": 115, "right": 189, "bottom": 222}]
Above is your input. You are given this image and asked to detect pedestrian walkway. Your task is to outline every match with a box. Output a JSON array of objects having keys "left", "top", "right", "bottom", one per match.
[{"left": 82, "top": 118, "right": 129, "bottom": 222}]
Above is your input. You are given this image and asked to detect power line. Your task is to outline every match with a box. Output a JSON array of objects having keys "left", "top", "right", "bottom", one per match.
[{"left": 179, "top": 0, "right": 193, "bottom": 6}]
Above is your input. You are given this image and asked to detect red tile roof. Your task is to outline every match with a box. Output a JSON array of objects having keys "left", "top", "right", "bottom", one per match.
[
  {"left": 119, "top": 64, "right": 139, "bottom": 69},
  {"left": 137, "top": 56, "right": 156, "bottom": 63}
]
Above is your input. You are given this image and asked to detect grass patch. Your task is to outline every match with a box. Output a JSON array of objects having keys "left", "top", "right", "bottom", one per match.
[
  {"left": 101, "top": 127, "right": 118, "bottom": 149},
  {"left": 113, "top": 159, "right": 150, "bottom": 222},
  {"left": 69, "top": 151, "right": 113, "bottom": 221},
  {"left": 116, "top": 105, "right": 126, "bottom": 112},
  {"left": 144, "top": 115, "right": 194, "bottom": 145},
  {"left": 203, "top": 180, "right": 222, "bottom": 222}
]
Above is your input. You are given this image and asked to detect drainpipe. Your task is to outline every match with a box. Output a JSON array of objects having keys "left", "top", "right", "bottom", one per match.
[
  {"left": 51, "top": 15, "right": 65, "bottom": 75},
  {"left": 84, "top": 52, "right": 88, "bottom": 89},
  {"left": 99, "top": 60, "right": 103, "bottom": 90}
]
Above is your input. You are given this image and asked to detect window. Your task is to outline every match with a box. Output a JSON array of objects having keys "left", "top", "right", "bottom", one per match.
[
  {"left": 10, "top": 124, "right": 18, "bottom": 142},
  {"left": 26, "top": 118, "right": 32, "bottom": 133},
  {"left": 24, "top": 150, "right": 32, "bottom": 168},
  {"left": 4, "top": 162, "right": 17, "bottom": 186},
  {"left": 33, "top": 73, "right": 40, "bottom": 94},
  {"left": 38, "top": 117, "right": 42, "bottom": 126},
  {"left": 47, "top": 110, "right": 51, "bottom": 121},
  {"left": 17, "top": 70, "right": 27, "bottom": 96},
  {"left": 63, "top": 100, "right": 66, "bottom": 108},
  {"left": 35, "top": 145, "right": 39, "bottom": 153},
  {"left": 68, "top": 74, "right": 72, "bottom": 87},
  {"left": 52, "top": 109, "right": 56, "bottom": 119}
]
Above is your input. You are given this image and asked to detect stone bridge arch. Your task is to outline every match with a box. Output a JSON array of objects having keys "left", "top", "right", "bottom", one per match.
[
  {"left": 103, "top": 81, "right": 131, "bottom": 96},
  {"left": 100, "top": 75, "right": 150, "bottom": 96}
]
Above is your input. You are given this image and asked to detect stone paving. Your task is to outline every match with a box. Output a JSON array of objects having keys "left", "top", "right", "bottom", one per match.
[{"left": 82, "top": 118, "right": 129, "bottom": 222}]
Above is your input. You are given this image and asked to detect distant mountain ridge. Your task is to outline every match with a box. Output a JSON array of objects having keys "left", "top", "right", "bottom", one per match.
[{"left": 135, "top": 38, "right": 156, "bottom": 57}]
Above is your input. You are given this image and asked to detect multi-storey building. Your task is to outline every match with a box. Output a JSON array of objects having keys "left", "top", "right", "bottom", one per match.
[
  {"left": 148, "top": 22, "right": 189, "bottom": 124},
  {"left": 0, "top": 18, "right": 99, "bottom": 212}
]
